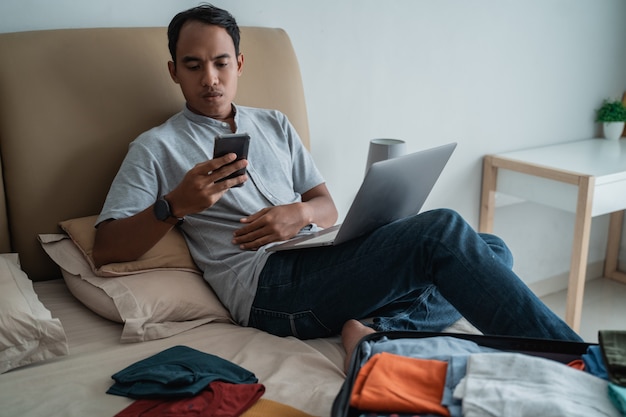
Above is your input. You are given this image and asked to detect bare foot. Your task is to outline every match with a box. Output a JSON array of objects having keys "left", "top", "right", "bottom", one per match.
[{"left": 341, "top": 319, "right": 376, "bottom": 373}]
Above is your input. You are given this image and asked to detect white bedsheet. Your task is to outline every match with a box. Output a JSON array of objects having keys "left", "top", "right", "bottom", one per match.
[
  {"left": 0, "top": 280, "right": 346, "bottom": 417},
  {"left": 0, "top": 279, "right": 479, "bottom": 417}
]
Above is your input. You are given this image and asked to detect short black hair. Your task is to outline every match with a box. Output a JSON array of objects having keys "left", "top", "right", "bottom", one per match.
[{"left": 167, "top": 4, "right": 241, "bottom": 64}]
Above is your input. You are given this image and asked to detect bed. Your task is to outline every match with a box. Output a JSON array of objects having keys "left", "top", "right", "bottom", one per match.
[
  {"left": 3, "top": 277, "right": 349, "bottom": 416},
  {"left": 0, "top": 26, "right": 476, "bottom": 417}
]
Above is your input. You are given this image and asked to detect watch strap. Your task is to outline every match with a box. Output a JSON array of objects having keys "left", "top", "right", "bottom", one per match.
[
  {"left": 163, "top": 215, "right": 183, "bottom": 226},
  {"left": 154, "top": 197, "right": 184, "bottom": 226}
]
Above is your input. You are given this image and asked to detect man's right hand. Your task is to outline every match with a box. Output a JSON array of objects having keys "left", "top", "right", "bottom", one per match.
[
  {"left": 165, "top": 153, "right": 249, "bottom": 218},
  {"left": 92, "top": 153, "right": 248, "bottom": 267}
]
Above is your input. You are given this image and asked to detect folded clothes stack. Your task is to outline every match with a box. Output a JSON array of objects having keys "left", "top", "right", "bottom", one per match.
[
  {"left": 108, "top": 345, "right": 259, "bottom": 399},
  {"left": 106, "top": 345, "right": 313, "bottom": 417}
]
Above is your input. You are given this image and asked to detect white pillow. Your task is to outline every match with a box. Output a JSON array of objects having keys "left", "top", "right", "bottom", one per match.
[
  {"left": 39, "top": 235, "right": 233, "bottom": 343},
  {"left": 0, "top": 254, "right": 68, "bottom": 373}
]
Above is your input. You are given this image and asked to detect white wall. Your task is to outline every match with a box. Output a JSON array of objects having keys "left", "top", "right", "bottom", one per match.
[{"left": 2, "top": 0, "right": 625, "bottom": 289}]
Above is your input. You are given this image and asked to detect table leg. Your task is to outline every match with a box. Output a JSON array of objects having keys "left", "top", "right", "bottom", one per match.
[
  {"left": 565, "top": 175, "right": 595, "bottom": 332},
  {"left": 605, "top": 210, "right": 626, "bottom": 284},
  {"left": 479, "top": 156, "right": 497, "bottom": 233}
]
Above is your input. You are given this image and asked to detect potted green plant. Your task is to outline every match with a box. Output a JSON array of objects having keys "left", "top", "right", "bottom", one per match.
[{"left": 595, "top": 98, "right": 626, "bottom": 140}]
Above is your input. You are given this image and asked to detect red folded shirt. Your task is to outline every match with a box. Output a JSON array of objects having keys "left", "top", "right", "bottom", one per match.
[{"left": 114, "top": 381, "right": 265, "bottom": 417}]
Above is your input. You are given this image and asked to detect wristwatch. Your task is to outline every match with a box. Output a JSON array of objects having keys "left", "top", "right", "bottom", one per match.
[{"left": 154, "top": 197, "right": 184, "bottom": 226}]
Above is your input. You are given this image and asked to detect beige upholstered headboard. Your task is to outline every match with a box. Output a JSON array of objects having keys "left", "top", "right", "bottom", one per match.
[{"left": 0, "top": 26, "right": 310, "bottom": 281}]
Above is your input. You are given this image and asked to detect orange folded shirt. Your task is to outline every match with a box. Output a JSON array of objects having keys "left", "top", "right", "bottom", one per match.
[{"left": 350, "top": 352, "right": 450, "bottom": 416}]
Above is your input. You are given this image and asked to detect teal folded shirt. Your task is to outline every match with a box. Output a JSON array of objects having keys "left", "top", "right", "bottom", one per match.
[
  {"left": 107, "top": 345, "right": 258, "bottom": 398},
  {"left": 609, "top": 383, "right": 626, "bottom": 416}
]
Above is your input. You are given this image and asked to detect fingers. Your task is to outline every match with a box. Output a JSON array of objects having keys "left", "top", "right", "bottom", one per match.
[
  {"left": 195, "top": 155, "right": 248, "bottom": 188},
  {"left": 171, "top": 156, "right": 248, "bottom": 216},
  {"left": 232, "top": 215, "right": 271, "bottom": 250},
  {"left": 232, "top": 234, "right": 267, "bottom": 251},
  {"left": 233, "top": 226, "right": 282, "bottom": 250},
  {"left": 233, "top": 207, "right": 296, "bottom": 250},
  {"left": 238, "top": 208, "right": 268, "bottom": 224}
]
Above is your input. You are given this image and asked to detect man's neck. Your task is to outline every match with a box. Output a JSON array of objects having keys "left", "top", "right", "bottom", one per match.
[{"left": 187, "top": 103, "right": 237, "bottom": 131}]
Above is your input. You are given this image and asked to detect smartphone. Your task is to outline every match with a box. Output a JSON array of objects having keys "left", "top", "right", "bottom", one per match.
[{"left": 213, "top": 133, "right": 250, "bottom": 186}]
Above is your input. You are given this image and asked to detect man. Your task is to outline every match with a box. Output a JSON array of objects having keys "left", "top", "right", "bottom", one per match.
[{"left": 93, "top": 4, "right": 582, "bottom": 364}]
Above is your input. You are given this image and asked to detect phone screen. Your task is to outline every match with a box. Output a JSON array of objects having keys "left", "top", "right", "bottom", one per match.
[{"left": 213, "top": 133, "right": 250, "bottom": 186}]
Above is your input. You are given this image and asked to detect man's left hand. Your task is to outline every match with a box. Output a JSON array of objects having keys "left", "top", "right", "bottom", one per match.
[{"left": 232, "top": 204, "right": 308, "bottom": 250}]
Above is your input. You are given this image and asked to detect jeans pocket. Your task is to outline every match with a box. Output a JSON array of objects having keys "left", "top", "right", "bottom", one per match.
[{"left": 249, "top": 307, "right": 333, "bottom": 339}]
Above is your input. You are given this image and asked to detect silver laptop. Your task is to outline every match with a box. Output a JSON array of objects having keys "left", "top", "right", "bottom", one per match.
[{"left": 266, "top": 142, "right": 457, "bottom": 252}]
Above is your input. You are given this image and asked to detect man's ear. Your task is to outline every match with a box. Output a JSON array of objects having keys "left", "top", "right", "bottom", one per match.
[
  {"left": 237, "top": 53, "right": 244, "bottom": 76},
  {"left": 168, "top": 61, "right": 180, "bottom": 84}
]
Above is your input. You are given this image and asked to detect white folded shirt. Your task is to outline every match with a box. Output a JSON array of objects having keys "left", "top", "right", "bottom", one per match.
[{"left": 453, "top": 352, "right": 619, "bottom": 417}]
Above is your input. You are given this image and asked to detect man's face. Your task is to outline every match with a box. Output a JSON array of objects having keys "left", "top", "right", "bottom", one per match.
[{"left": 168, "top": 21, "right": 243, "bottom": 119}]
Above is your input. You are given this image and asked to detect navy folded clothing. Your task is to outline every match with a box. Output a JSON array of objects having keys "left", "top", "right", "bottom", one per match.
[{"left": 107, "top": 345, "right": 258, "bottom": 398}]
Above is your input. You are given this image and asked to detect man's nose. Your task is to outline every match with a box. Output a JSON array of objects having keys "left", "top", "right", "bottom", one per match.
[{"left": 201, "top": 67, "right": 218, "bottom": 86}]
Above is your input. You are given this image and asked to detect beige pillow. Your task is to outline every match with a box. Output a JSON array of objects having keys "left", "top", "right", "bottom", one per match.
[
  {"left": 58, "top": 215, "right": 200, "bottom": 277},
  {"left": 39, "top": 235, "right": 233, "bottom": 343},
  {"left": 0, "top": 254, "right": 68, "bottom": 373}
]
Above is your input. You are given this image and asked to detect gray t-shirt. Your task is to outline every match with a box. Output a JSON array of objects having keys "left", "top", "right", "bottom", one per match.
[{"left": 97, "top": 105, "right": 324, "bottom": 325}]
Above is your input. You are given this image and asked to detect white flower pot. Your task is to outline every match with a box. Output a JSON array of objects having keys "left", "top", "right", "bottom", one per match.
[{"left": 603, "top": 122, "right": 625, "bottom": 140}]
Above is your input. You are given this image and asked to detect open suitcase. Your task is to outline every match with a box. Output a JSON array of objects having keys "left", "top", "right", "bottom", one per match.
[{"left": 331, "top": 331, "right": 599, "bottom": 417}]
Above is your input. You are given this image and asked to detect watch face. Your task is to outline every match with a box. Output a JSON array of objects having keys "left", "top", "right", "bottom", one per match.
[{"left": 154, "top": 198, "right": 170, "bottom": 221}]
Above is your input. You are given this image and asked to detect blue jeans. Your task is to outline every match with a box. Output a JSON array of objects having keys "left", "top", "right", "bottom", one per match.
[{"left": 249, "top": 209, "right": 582, "bottom": 342}]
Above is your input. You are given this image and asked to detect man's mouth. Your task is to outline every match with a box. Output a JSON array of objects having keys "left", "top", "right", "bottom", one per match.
[{"left": 202, "top": 90, "right": 222, "bottom": 99}]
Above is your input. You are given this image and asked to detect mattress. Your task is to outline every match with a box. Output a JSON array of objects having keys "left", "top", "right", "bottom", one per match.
[
  {"left": 0, "top": 279, "right": 346, "bottom": 417},
  {"left": 0, "top": 278, "right": 480, "bottom": 417}
]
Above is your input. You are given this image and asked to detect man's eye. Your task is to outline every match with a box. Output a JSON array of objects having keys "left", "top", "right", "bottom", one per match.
[{"left": 216, "top": 62, "right": 228, "bottom": 68}]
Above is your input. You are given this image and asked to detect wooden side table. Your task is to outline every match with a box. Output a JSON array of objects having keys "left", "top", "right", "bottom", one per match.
[{"left": 479, "top": 138, "right": 626, "bottom": 332}]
